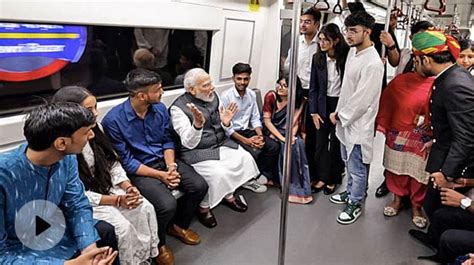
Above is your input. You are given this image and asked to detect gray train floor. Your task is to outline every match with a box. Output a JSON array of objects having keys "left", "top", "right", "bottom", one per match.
[{"left": 168, "top": 133, "right": 436, "bottom": 265}]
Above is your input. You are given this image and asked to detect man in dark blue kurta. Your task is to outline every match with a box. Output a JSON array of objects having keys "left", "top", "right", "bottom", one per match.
[{"left": 0, "top": 103, "right": 117, "bottom": 264}]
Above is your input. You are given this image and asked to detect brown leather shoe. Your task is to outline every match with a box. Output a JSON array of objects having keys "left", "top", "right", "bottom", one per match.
[
  {"left": 167, "top": 224, "right": 201, "bottom": 245},
  {"left": 157, "top": 245, "right": 174, "bottom": 265}
]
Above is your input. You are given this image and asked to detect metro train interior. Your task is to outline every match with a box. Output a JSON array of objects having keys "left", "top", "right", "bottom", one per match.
[{"left": 0, "top": 0, "right": 473, "bottom": 264}]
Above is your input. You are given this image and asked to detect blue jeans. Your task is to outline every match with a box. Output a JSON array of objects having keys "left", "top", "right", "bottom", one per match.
[{"left": 340, "top": 144, "right": 369, "bottom": 204}]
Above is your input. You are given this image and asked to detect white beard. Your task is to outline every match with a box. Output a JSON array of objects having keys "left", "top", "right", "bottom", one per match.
[{"left": 196, "top": 91, "right": 215, "bottom": 102}]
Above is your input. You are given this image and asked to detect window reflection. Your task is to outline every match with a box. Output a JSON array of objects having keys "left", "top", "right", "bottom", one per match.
[{"left": 0, "top": 23, "right": 211, "bottom": 116}]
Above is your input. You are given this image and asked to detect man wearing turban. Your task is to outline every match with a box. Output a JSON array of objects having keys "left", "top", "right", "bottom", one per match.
[{"left": 408, "top": 30, "right": 474, "bottom": 263}]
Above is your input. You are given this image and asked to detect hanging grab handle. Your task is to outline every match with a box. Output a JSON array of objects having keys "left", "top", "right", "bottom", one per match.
[
  {"left": 333, "top": 0, "right": 343, "bottom": 14},
  {"left": 423, "top": 0, "right": 446, "bottom": 15},
  {"left": 313, "top": 0, "right": 330, "bottom": 11}
]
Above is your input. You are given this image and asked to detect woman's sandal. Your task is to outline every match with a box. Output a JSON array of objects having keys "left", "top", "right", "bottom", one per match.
[
  {"left": 383, "top": 204, "right": 403, "bottom": 217},
  {"left": 412, "top": 216, "right": 428, "bottom": 229}
]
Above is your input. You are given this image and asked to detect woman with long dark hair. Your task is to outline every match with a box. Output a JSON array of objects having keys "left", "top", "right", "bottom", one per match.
[
  {"left": 308, "top": 23, "right": 349, "bottom": 195},
  {"left": 52, "top": 86, "right": 160, "bottom": 265},
  {"left": 262, "top": 76, "right": 313, "bottom": 204}
]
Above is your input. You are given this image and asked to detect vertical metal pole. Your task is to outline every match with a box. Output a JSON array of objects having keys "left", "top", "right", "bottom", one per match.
[
  {"left": 277, "top": 0, "right": 301, "bottom": 265},
  {"left": 403, "top": 0, "right": 413, "bottom": 47},
  {"left": 381, "top": 0, "right": 394, "bottom": 59}
]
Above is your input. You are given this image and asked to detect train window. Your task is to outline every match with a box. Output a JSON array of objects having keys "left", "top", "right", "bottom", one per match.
[{"left": 0, "top": 22, "right": 212, "bottom": 117}]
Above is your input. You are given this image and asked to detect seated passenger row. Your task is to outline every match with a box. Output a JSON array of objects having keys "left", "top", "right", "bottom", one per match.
[
  {"left": 0, "top": 63, "right": 284, "bottom": 265},
  {"left": 65, "top": 64, "right": 284, "bottom": 265}
]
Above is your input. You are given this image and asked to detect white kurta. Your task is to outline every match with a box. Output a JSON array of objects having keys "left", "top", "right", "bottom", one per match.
[
  {"left": 170, "top": 105, "right": 259, "bottom": 208},
  {"left": 83, "top": 142, "right": 159, "bottom": 265},
  {"left": 335, "top": 46, "right": 384, "bottom": 164}
]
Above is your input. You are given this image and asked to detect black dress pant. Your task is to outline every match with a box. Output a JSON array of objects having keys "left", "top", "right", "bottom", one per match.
[
  {"left": 129, "top": 159, "right": 208, "bottom": 246},
  {"left": 237, "top": 129, "right": 280, "bottom": 182},
  {"left": 313, "top": 96, "right": 344, "bottom": 185},
  {"left": 427, "top": 207, "right": 474, "bottom": 247},
  {"left": 438, "top": 229, "right": 474, "bottom": 263},
  {"left": 95, "top": 220, "right": 120, "bottom": 265}
]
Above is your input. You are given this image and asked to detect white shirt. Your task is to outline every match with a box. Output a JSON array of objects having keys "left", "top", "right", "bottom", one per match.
[
  {"left": 335, "top": 46, "right": 384, "bottom": 163},
  {"left": 285, "top": 34, "right": 319, "bottom": 90},
  {"left": 326, "top": 58, "right": 341, "bottom": 97}
]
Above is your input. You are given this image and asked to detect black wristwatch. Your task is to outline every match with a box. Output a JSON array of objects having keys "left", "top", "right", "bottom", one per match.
[{"left": 387, "top": 44, "right": 397, "bottom": 51}]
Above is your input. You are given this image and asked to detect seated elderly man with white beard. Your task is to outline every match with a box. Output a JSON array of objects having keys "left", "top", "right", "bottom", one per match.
[{"left": 170, "top": 68, "right": 260, "bottom": 228}]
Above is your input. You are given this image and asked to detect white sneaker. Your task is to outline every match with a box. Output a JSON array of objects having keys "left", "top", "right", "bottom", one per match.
[
  {"left": 242, "top": 180, "right": 267, "bottom": 193},
  {"left": 256, "top": 174, "right": 268, "bottom": 185}
]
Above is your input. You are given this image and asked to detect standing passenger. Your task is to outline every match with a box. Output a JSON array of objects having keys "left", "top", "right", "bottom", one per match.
[
  {"left": 221, "top": 62, "right": 279, "bottom": 188},
  {"left": 308, "top": 23, "right": 349, "bottom": 195},
  {"left": 170, "top": 68, "right": 260, "bottom": 227},
  {"left": 284, "top": 8, "right": 321, "bottom": 180},
  {"left": 376, "top": 69, "right": 433, "bottom": 229},
  {"left": 408, "top": 30, "right": 474, "bottom": 221},
  {"left": 375, "top": 20, "right": 435, "bottom": 198},
  {"left": 52, "top": 86, "right": 161, "bottom": 265},
  {"left": 328, "top": 11, "right": 384, "bottom": 225},
  {"left": 102, "top": 69, "right": 208, "bottom": 265}
]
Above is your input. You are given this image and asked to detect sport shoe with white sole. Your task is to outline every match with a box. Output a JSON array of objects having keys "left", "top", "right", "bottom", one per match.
[
  {"left": 242, "top": 180, "right": 267, "bottom": 193},
  {"left": 337, "top": 201, "right": 362, "bottom": 225},
  {"left": 329, "top": 191, "right": 349, "bottom": 204}
]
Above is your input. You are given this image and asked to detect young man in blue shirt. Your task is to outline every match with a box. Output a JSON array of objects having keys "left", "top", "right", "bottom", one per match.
[
  {"left": 102, "top": 69, "right": 208, "bottom": 265},
  {"left": 0, "top": 103, "right": 117, "bottom": 264}
]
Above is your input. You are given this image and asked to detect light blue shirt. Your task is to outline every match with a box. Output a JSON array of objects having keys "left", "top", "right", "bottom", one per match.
[
  {"left": 221, "top": 87, "right": 262, "bottom": 136},
  {"left": 0, "top": 144, "right": 99, "bottom": 264}
]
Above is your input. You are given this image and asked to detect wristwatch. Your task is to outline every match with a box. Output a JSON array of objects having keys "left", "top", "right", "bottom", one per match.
[{"left": 460, "top": 197, "right": 472, "bottom": 210}]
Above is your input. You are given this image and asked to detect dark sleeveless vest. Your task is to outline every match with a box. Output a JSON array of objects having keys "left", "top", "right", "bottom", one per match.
[{"left": 171, "top": 92, "right": 238, "bottom": 164}]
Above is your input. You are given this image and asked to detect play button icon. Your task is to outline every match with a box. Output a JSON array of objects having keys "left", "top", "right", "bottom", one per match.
[
  {"left": 15, "top": 200, "right": 66, "bottom": 251},
  {"left": 36, "top": 216, "right": 51, "bottom": 236}
]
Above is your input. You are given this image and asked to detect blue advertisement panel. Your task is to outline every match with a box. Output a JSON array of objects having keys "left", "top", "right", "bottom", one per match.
[{"left": 0, "top": 23, "right": 87, "bottom": 82}]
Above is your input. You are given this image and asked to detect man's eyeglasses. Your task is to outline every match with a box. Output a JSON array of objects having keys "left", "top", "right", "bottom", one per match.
[{"left": 342, "top": 27, "right": 364, "bottom": 35}]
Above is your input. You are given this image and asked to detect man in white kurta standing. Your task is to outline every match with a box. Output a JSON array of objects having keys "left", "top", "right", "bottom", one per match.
[
  {"left": 170, "top": 68, "right": 260, "bottom": 228},
  {"left": 328, "top": 11, "right": 384, "bottom": 225}
]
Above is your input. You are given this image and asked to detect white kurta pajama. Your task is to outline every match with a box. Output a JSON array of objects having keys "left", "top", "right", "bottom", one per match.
[
  {"left": 83, "top": 142, "right": 159, "bottom": 265},
  {"left": 335, "top": 46, "right": 385, "bottom": 163},
  {"left": 170, "top": 106, "right": 259, "bottom": 209}
]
